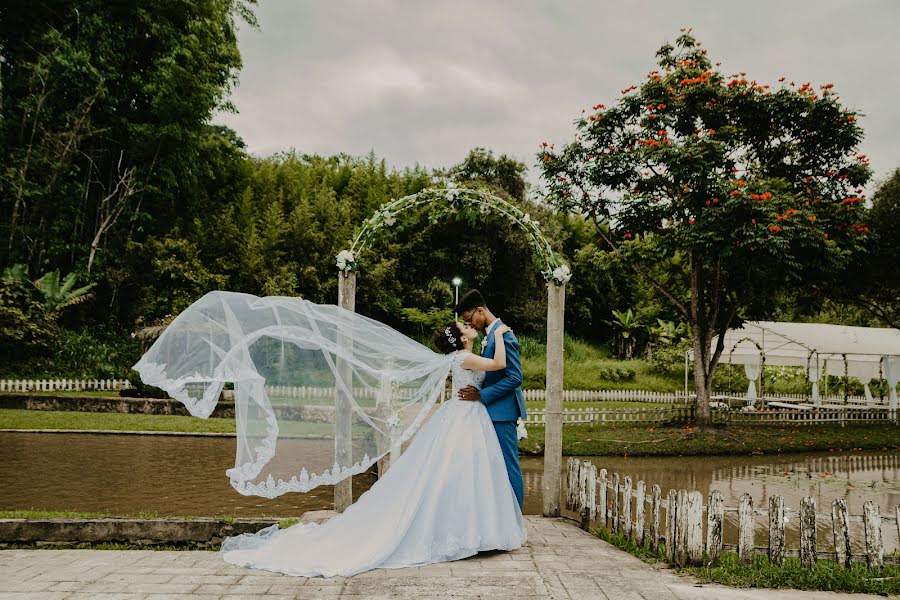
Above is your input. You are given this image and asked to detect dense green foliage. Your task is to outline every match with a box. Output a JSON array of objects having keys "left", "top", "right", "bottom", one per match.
[{"left": 0, "top": 12, "right": 897, "bottom": 392}]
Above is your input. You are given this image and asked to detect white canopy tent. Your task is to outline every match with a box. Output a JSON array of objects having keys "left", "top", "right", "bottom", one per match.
[{"left": 709, "top": 321, "right": 900, "bottom": 414}]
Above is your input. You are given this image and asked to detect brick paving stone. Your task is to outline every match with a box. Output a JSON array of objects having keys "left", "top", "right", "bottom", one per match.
[{"left": 0, "top": 516, "right": 893, "bottom": 599}]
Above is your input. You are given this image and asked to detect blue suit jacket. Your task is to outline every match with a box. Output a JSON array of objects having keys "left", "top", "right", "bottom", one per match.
[{"left": 480, "top": 319, "right": 527, "bottom": 423}]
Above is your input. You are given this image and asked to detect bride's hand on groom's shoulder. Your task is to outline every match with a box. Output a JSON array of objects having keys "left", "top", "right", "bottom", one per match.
[{"left": 496, "top": 325, "right": 512, "bottom": 336}]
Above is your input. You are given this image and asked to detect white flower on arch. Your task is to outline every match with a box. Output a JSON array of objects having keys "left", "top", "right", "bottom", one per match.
[
  {"left": 336, "top": 250, "right": 356, "bottom": 272},
  {"left": 552, "top": 264, "right": 572, "bottom": 285}
]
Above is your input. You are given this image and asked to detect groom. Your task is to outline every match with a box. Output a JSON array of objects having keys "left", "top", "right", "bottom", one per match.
[{"left": 456, "top": 290, "right": 526, "bottom": 510}]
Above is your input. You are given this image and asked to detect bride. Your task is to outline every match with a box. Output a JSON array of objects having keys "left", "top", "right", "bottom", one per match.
[{"left": 133, "top": 291, "right": 525, "bottom": 578}]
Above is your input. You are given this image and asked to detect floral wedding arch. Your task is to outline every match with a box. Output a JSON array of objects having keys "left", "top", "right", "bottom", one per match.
[
  {"left": 335, "top": 185, "right": 572, "bottom": 285},
  {"left": 332, "top": 185, "right": 570, "bottom": 517}
]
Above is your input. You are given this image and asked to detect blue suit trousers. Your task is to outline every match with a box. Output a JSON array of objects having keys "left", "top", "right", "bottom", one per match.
[{"left": 493, "top": 421, "right": 523, "bottom": 510}]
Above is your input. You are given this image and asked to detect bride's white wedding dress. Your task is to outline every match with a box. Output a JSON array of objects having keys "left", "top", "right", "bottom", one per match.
[{"left": 219, "top": 350, "right": 527, "bottom": 578}]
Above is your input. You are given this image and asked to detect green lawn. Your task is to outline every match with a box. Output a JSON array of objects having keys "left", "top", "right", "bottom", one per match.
[
  {"left": 518, "top": 335, "right": 683, "bottom": 392},
  {"left": 519, "top": 423, "right": 900, "bottom": 456},
  {"left": 4, "top": 409, "right": 897, "bottom": 459},
  {"left": 0, "top": 409, "right": 349, "bottom": 437}
]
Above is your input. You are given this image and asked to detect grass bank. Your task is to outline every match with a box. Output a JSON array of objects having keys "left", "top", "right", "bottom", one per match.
[
  {"left": 0, "top": 409, "right": 236, "bottom": 433},
  {"left": 0, "top": 409, "right": 345, "bottom": 436},
  {"left": 519, "top": 423, "right": 900, "bottom": 456},
  {"left": 594, "top": 528, "right": 900, "bottom": 596},
  {"left": 4, "top": 409, "right": 897, "bottom": 459},
  {"left": 518, "top": 335, "right": 683, "bottom": 391}
]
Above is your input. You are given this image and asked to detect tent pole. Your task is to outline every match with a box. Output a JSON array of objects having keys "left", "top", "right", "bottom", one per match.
[
  {"left": 759, "top": 330, "right": 765, "bottom": 407},
  {"left": 843, "top": 354, "right": 849, "bottom": 405},
  {"left": 806, "top": 351, "right": 811, "bottom": 404},
  {"left": 759, "top": 352, "right": 766, "bottom": 407},
  {"left": 879, "top": 357, "right": 884, "bottom": 404}
]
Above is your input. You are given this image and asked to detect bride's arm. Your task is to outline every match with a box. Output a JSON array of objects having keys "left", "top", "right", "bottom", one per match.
[{"left": 460, "top": 325, "right": 510, "bottom": 372}]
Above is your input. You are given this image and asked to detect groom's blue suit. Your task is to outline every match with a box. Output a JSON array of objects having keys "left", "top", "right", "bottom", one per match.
[{"left": 480, "top": 319, "right": 526, "bottom": 509}]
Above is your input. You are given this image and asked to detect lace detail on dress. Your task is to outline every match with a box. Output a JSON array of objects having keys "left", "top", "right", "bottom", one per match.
[{"left": 451, "top": 351, "right": 485, "bottom": 399}]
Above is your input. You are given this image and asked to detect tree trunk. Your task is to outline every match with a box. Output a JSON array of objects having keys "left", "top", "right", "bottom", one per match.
[
  {"left": 691, "top": 326, "right": 712, "bottom": 426},
  {"left": 689, "top": 251, "right": 713, "bottom": 426}
]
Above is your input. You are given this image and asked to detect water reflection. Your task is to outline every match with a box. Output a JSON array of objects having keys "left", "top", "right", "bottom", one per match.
[
  {"left": 1, "top": 432, "right": 897, "bottom": 552},
  {"left": 532, "top": 453, "right": 900, "bottom": 553}
]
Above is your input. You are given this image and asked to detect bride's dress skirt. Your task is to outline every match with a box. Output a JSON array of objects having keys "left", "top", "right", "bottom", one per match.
[{"left": 220, "top": 399, "right": 527, "bottom": 577}]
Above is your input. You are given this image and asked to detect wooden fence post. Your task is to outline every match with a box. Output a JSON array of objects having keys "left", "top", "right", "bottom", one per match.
[
  {"left": 586, "top": 463, "right": 597, "bottom": 522},
  {"left": 651, "top": 484, "right": 661, "bottom": 553},
  {"left": 676, "top": 489, "right": 689, "bottom": 566},
  {"left": 334, "top": 271, "right": 356, "bottom": 512},
  {"left": 623, "top": 476, "right": 633, "bottom": 540},
  {"left": 599, "top": 468, "right": 608, "bottom": 527},
  {"left": 576, "top": 460, "right": 590, "bottom": 524},
  {"left": 686, "top": 491, "right": 703, "bottom": 565},
  {"left": 611, "top": 473, "right": 620, "bottom": 533},
  {"left": 706, "top": 490, "right": 724, "bottom": 565},
  {"left": 863, "top": 501, "right": 884, "bottom": 569},
  {"left": 800, "top": 496, "right": 817, "bottom": 568},
  {"left": 565, "top": 458, "right": 576, "bottom": 511},
  {"left": 543, "top": 282, "right": 565, "bottom": 517},
  {"left": 896, "top": 507, "right": 900, "bottom": 553},
  {"left": 832, "top": 498, "right": 851, "bottom": 569},
  {"left": 738, "top": 493, "right": 754, "bottom": 564},
  {"left": 635, "top": 480, "right": 646, "bottom": 547},
  {"left": 665, "top": 489, "right": 677, "bottom": 562},
  {"left": 768, "top": 495, "right": 785, "bottom": 565}
]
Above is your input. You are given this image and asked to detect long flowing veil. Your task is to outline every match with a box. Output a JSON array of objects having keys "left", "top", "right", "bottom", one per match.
[{"left": 133, "top": 291, "right": 453, "bottom": 498}]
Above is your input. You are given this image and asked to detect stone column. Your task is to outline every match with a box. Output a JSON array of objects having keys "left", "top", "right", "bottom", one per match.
[
  {"left": 543, "top": 282, "right": 566, "bottom": 516},
  {"left": 335, "top": 271, "right": 356, "bottom": 512}
]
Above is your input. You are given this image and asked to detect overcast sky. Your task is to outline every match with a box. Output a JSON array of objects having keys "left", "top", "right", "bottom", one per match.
[{"left": 215, "top": 0, "right": 900, "bottom": 189}]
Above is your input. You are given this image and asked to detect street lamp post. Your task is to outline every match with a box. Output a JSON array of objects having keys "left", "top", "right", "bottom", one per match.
[{"left": 452, "top": 277, "right": 462, "bottom": 317}]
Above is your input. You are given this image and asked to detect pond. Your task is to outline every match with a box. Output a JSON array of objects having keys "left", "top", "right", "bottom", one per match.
[{"left": 2, "top": 432, "right": 897, "bottom": 551}]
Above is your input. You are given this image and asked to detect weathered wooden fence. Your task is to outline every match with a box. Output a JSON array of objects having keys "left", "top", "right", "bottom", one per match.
[{"left": 565, "top": 457, "right": 899, "bottom": 568}]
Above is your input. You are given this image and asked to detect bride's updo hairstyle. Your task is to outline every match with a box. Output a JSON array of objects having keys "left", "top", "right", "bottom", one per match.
[{"left": 433, "top": 321, "right": 465, "bottom": 354}]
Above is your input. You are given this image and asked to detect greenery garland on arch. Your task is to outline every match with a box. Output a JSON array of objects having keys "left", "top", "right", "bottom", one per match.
[{"left": 335, "top": 185, "right": 572, "bottom": 285}]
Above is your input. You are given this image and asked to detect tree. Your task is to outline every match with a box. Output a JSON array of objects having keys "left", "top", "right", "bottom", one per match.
[
  {"left": 608, "top": 308, "right": 644, "bottom": 358},
  {"left": 443, "top": 148, "right": 529, "bottom": 202},
  {"left": 540, "top": 31, "right": 871, "bottom": 424},
  {"left": 843, "top": 169, "right": 900, "bottom": 327},
  {"left": 0, "top": 0, "right": 255, "bottom": 288}
]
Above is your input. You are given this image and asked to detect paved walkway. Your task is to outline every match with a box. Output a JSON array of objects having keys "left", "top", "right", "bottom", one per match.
[{"left": 0, "top": 516, "right": 891, "bottom": 600}]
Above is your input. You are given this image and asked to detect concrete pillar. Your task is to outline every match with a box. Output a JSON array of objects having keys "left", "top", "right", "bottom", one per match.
[
  {"left": 543, "top": 282, "right": 566, "bottom": 516},
  {"left": 335, "top": 271, "right": 356, "bottom": 512}
]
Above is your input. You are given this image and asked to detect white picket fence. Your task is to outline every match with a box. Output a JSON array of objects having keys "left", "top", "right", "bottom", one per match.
[
  {"left": 524, "top": 405, "right": 695, "bottom": 426},
  {"left": 722, "top": 407, "right": 897, "bottom": 425},
  {"left": 566, "top": 457, "right": 898, "bottom": 568},
  {"left": 523, "top": 389, "right": 692, "bottom": 403},
  {"left": 0, "top": 379, "right": 131, "bottom": 392}
]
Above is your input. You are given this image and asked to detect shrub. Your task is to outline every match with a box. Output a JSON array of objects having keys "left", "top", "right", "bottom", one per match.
[
  {"left": 649, "top": 339, "right": 690, "bottom": 376},
  {"left": 599, "top": 367, "right": 636, "bottom": 382}
]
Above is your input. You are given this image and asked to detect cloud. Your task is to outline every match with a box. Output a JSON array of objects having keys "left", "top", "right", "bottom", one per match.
[{"left": 215, "top": 0, "right": 900, "bottom": 186}]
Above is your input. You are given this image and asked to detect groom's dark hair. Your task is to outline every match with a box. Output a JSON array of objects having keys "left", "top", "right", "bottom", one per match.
[{"left": 455, "top": 289, "right": 487, "bottom": 314}]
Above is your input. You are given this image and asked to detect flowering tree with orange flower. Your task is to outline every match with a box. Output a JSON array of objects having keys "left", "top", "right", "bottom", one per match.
[{"left": 540, "top": 31, "right": 872, "bottom": 425}]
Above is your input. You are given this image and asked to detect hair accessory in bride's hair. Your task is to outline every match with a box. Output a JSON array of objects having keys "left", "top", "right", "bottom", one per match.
[{"left": 444, "top": 326, "right": 457, "bottom": 346}]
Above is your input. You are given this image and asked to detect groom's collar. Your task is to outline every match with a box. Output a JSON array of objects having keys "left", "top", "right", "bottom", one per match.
[{"left": 485, "top": 319, "right": 503, "bottom": 338}]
